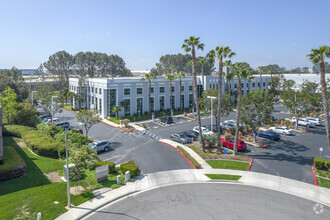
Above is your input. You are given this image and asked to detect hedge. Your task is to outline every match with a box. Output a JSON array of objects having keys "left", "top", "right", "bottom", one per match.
[
  {"left": 177, "top": 146, "right": 201, "bottom": 169},
  {"left": 96, "top": 161, "right": 116, "bottom": 173},
  {"left": 0, "top": 147, "right": 26, "bottom": 182},
  {"left": 314, "top": 157, "right": 325, "bottom": 170},
  {"left": 326, "top": 160, "right": 330, "bottom": 170},
  {"left": 120, "top": 161, "right": 139, "bottom": 177},
  {"left": 3, "top": 125, "right": 65, "bottom": 158}
]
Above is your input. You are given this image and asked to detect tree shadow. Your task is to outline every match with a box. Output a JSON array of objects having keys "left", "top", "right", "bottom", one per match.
[{"left": 0, "top": 137, "right": 51, "bottom": 196}]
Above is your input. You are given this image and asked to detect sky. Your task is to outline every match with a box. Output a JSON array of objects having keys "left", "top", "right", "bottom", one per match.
[{"left": 0, "top": 0, "right": 329, "bottom": 70}]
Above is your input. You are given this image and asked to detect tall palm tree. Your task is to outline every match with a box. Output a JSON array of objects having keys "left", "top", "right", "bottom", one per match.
[
  {"left": 307, "top": 46, "right": 330, "bottom": 150},
  {"left": 182, "top": 36, "right": 205, "bottom": 150},
  {"left": 268, "top": 69, "right": 275, "bottom": 93},
  {"left": 166, "top": 73, "right": 176, "bottom": 112},
  {"left": 156, "top": 63, "right": 163, "bottom": 76},
  {"left": 257, "top": 66, "right": 264, "bottom": 90},
  {"left": 224, "top": 60, "right": 233, "bottom": 93},
  {"left": 232, "top": 63, "right": 251, "bottom": 155},
  {"left": 141, "top": 73, "right": 156, "bottom": 115},
  {"left": 207, "top": 46, "right": 236, "bottom": 152},
  {"left": 177, "top": 71, "right": 186, "bottom": 110},
  {"left": 198, "top": 58, "right": 206, "bottom": 88}
]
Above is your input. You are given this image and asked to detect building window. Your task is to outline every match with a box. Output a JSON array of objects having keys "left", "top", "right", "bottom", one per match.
[
  {"left": 99, "top": 88, "right": 102, "bottom": 94},
  {"left": 150, "top": 97, "right": 154, "bottom": 112},
  {"left": 123, "top": 99, "right": 130, "bottom": 116},
  {"left": 181, "top": 95, "right": 184, "bottom": 109},
  {"left": 209, "top": 84, "right": 212, "bottom": 89},
  {"left": 246, "top": 83, "right": 248, "bottom": 88},
  {"left": 95, "top": 88, "right": 98, "bottom": 94},
  {"left": 137, "top": 88, "right": 142, "bottom": 94},
  {"left": 151, "top": 87, "right": 154, "bottom": 93},
  {"left": 189, "top": 85, "right": 192, "bottom": 91},
  {"left": 170, "top": 96, "right": 175, "bottom": 109},
  {"left": 258, "top": 82, "right": 260, "bottom": 87},
  {"left": 252, "top": 83, "right": 255, "bottom": 87},
  {"left": 159, "top": 87, "right": 165, "bottom": 93},
  {"left": 159, "top": 96, "right": 165, "bottom": 111},
  {"left": 241, "top": 83, "right": 244, "bottom": 88},
  {"left": 107, "top": 89, "right": 116, "bottom": 117},
  {"left": 95, "top": 97, "right": 98, "bottom": 109},
  {"left": 216, "top": 84, "right": 218, "bottom": 89},
  {"left": 189, "top": 94, "right": 193, "bottom": 108},
  {"left": 99, "top": 99, "right": 102, "bottom": 114},
  {"left": 92, "top": 87, "right": 94, "bottom": 93},
  {"left": 263, "top": 82, "right": 265, "bottom": 87},
  {"left": 172, "top": 86, "right": 175, "bottom": 92},
  {"left": 137, "top": 98, "right": 143, "bottom": 114},
  {"left": 181, "top": 86, "right": 184, "bottom": 92},
  {"left": 124, "top": 88, "right": 130, "bottom": 95},
  {"left": 213, "top": 84, "right": 215, "bottom": 89},
  {"left": 235, "top": 84, "right": 237, "bottom": 88},
  {"left": 92, "top": 96, "right": 94, "bottom": 104}
]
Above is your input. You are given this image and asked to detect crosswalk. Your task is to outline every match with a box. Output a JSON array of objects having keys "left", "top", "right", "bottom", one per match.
[{"left": 142, "top": 130, "right": 162, "bottom": 140}]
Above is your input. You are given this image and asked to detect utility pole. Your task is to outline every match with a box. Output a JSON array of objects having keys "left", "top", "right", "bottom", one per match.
[{"left": 65, "top": 128, "right": 71, "bottom": 208}]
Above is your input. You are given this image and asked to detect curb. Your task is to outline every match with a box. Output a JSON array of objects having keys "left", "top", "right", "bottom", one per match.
[
  {"left": 159, "top": 141, "right": 196, "bottom": 169},
  {"left": 247, "top": 158, "right": 254, "bottom": 171},
  {"left": 60, "top": 108, "right": 132, "bottom": 133},
  {"left": 312, "top": 164, "right": 318, "bottom": 186}
]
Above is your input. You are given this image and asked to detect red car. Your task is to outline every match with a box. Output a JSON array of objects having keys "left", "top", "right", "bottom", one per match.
[{"left": 221, "top": 138, "right": 247, "bottom": 151}]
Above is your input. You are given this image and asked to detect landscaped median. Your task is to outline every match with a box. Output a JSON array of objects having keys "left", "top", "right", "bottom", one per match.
[
  {"left": 205, "top": 174, "right": 242, "bottom": 181},
  {"left": 177, "top": 146, "right": 201, "bottom": 169},
  {"left": 313, "top": 157, "right": 330, "bottom": 189},
  {"left": 206, "top": 160, "right": 250, "bottom": 171}
]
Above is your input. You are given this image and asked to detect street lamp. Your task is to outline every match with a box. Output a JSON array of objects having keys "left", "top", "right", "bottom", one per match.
[
  {"left": 31, "top": 91, "right": 37, "bottom": 105},
  {"left": 207, "top": 96, "right": 217, "bottom": 131},
  {"left": 51, "top": 96, "right": 58, "bottom": 122},
  {"left": 65, "top": 128, "right": 71, "bottom": 208}
]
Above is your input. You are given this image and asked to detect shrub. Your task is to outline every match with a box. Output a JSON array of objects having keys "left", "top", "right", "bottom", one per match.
[
  {"left": 96, "top": 161, "right": 116, "bottom": 173},
  {"left": 37, "top": 122, "right": 62, "bottom": 137},
  {"left": 0, "top": 164, "right": 26, "bottom": 182},
  {"left": 123, "top": 119, "right": 130, "bottom": 127},
  {"left": 3, "top": 125, "right": 35, "bottom": 138},
  {"left": 224, "top": 133, "right": 231, "bottom": 142},
  {"left": 247, "top": 136, "right": 252, "bottom": 142},
  {"left": 177, "top": 146, "right": 201, "bottom": 169},
  {"left": 314, "top": 157, "right": 325, "bottom": 170},
  {"left": 69, "top": 145, "right": 99, "bottom": 170},
  {"left": 325, "top": 160, "right": 330, "bottom": 170},
  {"left": 120, "top": 160, "right": 139, "bottom": 177}
]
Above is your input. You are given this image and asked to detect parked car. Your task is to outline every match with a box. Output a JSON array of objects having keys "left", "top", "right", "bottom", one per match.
[
  {"left": 256, "top": 130, "right": 281, "bottom": 140},
  {"left": 306, "top": 117, "right": 321, "bottom": 126},
  {"left": 183, "top": 130, "right": 199, "bottom": 140},
  {"left": 170, "top": 133, "right": 192, "bottom": 144},
  {"left": 269, "top": 126, "right": 293, "bottom": 135},
  {"left": 45, "top": 118, "right": 59, "bottom": 124},
  {"left": 193, "top": 126, "right": 214, "bottom": 135},
  {"left": 220, "top": 122, "right": 235, "bottom": 130},
  {"left": 204, "top": 124, "right": 219, "bottom": 133},
  {"left": 220, "top": 138, "right": 247, "bottom": 151},
  {"left": 55, "top": 121, "right": 70, "bottom": 130},
  {"left": 159, "top": 116, "right": 173, "bottom": 124},
  {"left": 291, "top": 117, "right": 316, "bottom": 128},
  {"left": 39, "top": 114, "right": 50, "bottom": 120},
  {"left": 89, "top": 140, "right": 111, "bottom": 152},
  {"left": 224, "top": 120, "right": 245, "bottom": 128}
]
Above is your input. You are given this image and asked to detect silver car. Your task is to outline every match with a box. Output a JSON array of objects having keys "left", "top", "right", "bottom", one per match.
[
  {"left": 89, "top": 140, "right": 111, "bottom": 152},
  {"left": 170, "top": 133, "right": 192, "bottom": 144}
]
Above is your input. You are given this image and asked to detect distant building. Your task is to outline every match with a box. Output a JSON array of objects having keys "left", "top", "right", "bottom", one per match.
[
  {"left": 19, "top": 69, "right": 38, "bottom": 76},
  {"left": 131, "top": 70, "right": 150, "bottom": 76},
  {"left": 69, "top": 75, "right": 271, "bottom": 119}
]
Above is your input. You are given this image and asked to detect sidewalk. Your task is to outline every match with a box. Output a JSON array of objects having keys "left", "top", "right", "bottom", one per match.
[{"left": 56, "top": 169, "right": 330, "bottom": 220}]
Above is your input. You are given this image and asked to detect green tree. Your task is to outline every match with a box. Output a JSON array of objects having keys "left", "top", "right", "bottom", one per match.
[
  {"left": 0, "top": 75, "right": 28, "bottom": 102},
  {"left": 257, "top": 66, "right": 265, "bottom": 90},
  {"left": 307, "top": 46, "right": 330, "bottom": 150},
  {"left": 112, "top": 106, "right": 121, "bottom": 119},
  {"left": 182, "top": 36, "right": 206, "bottom": 151},
  {"left": 12, "top": 102, "right": 40, "bottom": 127},
  {"left": 177, "top": 71, "right": 186, "bottom": 110},
  {"left": 142, "top": 73, "right": 156, "bottom": 115},
  {"left": 282, "top": 79, "right": 296, "bottom": 91},
  {"left": 224, "top": 60, "right": 233, "bottom": 94},
  {"left": 166, "top": 73, "right": 176, "bottom": 112},
  {"left": 207, "top": 45, "right": 236, "bottom": 151},
  {"left": 241, "top": 90, "right": 274, "bottom": 142},
  {"left": 75, "top": 109, "right": 100, "bottom": 137},
  {"left": 232, "top": 63, "right": 251, "bottom": 155},
  {"left": 0, "top": 87, "right": 18, "bottom": 124}
]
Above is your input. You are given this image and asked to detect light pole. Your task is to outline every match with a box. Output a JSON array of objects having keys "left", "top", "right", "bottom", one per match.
[
  {"left": 207, "top": 96, "right": 216, "bottom": 131},
  {"left": 51, "top": 96, "right": 58, "bottom": 122},
  {"left": 65, "top": 128, "right": 71, "bottom": 208},
  {"left": 31, "top": 91, "right": 37, "bottom": 105}
]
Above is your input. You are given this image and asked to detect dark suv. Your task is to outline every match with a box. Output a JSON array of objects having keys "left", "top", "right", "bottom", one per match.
[{"left": 159, "top": 116, "right": 173, "bottom": 124}]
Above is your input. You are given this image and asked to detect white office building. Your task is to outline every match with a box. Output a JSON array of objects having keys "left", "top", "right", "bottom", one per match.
[{"left": 69, "top": 75, "right": 271, "bottom": 119}]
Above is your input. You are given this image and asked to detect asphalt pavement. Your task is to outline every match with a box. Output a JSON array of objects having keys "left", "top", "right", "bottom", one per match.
[
  {"left": 83, "top": 183, "right": 330, "bottom": 220},
  {"left": 54, "top": 110, "right": 192, "bottom": 174}
]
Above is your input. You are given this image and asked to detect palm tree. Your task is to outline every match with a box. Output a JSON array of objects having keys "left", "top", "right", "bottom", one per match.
[
  {"left": 247, "top": 69, "right": 256, "bottom": 93},
  {"left": 112, "top": 105, "right": 121, "bottom": 119},
  {"left": 141, "top": 73, "right": 156, "bottom": 115},
  {"left": 198, "top": 58, "right": 206, "bottom": 88},
  {"left": 166, "top": 73, "right": 176, "bottom": 112},
  {"left": 156, "top": 63, "right": 163, "bottom": 76},
  {"left": 177, "top": 71, "right": 186, "bottom": 110},
  {"left": 207, "top": 46, "right": 236, "bottom": 152},
  {"left": 182, "top": 36, "right": 205, "bottom": 151},
  {"left": 232, "top": 63, "right": 251, "bottom": 155},
  {"left": 268, "top": 69, "right": 275, "bottom": 93},
  {"left": 257, "top": 66, "right": 264, "bottom": 90},
  {"left": 307, "top": 46, "right": 330, "bottom": 150},
  {"left": 224, "top": 60, "right": 233, "bottom": 93}
]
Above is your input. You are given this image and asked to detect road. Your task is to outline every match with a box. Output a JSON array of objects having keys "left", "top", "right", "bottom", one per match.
[
  {"left": 54, "top": 110, "right": 192, "bottom": 174},
  {"left": 83, "top": 183, "right": 330, "bottom": 220}
]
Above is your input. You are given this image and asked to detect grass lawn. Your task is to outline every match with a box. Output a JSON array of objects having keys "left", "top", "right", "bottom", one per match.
[
  {"left": 206, "top": 160, "right": 249, "bottom": 171},
  {"left": 317, "top": 177, "right": 330, "bottom": 189},
  {"left": 0, "top": 145, "right": 25, "bottom": 170},
  {"left": 62, "top": 105, "right": 73, "bottom": 111},
  {"left": 0, "top": 137, "right": 94, "bottom": 219},
  {"left": 205, "top": 174, "right": 242, "bottom": 181}
]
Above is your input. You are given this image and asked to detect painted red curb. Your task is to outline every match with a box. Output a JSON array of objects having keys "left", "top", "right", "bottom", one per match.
[
  {"left": 312, "top": 164, "right": 318, "bottom": 186},
  {"left": 159, "top": 141, "right": 196, "bottom": 169},
  {"left": 248, "top": 158, "right": 254, "bottom": 171},
  {"left": 61, "top": 108, "right": 132, "bottom": 133},
  {"left": 302, "top": 131, "right": 309, "bottom": 133},
  {"left": 260, "top": 144, "right": 269, "bottom": 148}
]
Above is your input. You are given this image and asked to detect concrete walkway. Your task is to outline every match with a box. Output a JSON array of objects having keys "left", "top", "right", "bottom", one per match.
[{"left": 56, "top": 169, "right": 330, "bottom": 220}]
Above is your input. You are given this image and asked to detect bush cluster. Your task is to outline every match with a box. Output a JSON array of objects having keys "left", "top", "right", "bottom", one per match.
[
  {"left": 326, "top": 160, "right": 330, "bottom": 170},
  {"left": 0, "top": 164, "right": 26, "bottom": 182},
  {"left": 314, "top": 157, "right": 326, "bottom": 170},
  {"left": 3, "top": 125, "right": 65, "bottom": 158},
  {"left": 96, "top": 161, "right": 116, "bottom": 173},
  {"left": 177, "top": 146, "right": 201, "bottom": 169},
  {"left": 120, "top": 160, "right": 139, "bottom": 177}
]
